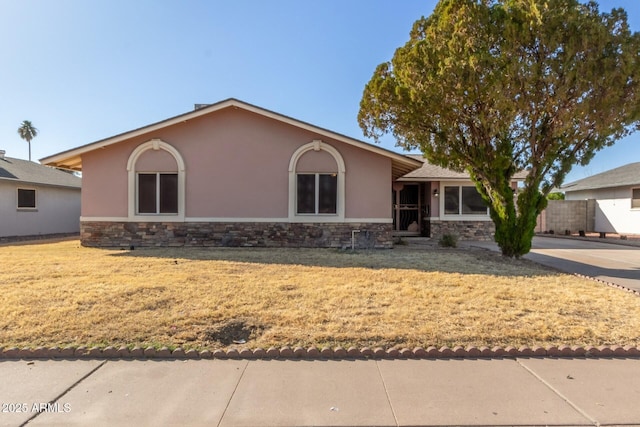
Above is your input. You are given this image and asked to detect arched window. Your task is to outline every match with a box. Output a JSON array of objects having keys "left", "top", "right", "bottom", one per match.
[
  {"left": 288, "top": 140, "right": 345, "bottom": 221},
  {"left": 126, "top": 139, "right": 185, "bottom": 220}
]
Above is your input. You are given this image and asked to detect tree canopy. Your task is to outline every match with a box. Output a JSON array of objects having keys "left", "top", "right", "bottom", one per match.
[{"left": 359, "top": 0, "right": 640, "bottom": 257}]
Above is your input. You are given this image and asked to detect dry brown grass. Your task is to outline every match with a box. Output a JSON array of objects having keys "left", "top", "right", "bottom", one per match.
[{"left": 1, "top": 240, "right": 639, "bottom": 350}]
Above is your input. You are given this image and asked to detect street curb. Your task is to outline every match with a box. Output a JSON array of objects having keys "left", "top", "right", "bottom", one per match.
[{"left": 1, "top": 344, "right": 639, "bottom": 361}]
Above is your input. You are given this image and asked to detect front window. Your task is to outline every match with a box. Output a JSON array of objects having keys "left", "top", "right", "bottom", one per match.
[
  {"left": 137, "top": 173, "right": 178, "bottom": 214},
  {"left": 632, "top": 188, "right": 640, "bottom": 209},
  {"left": 444, "top": 186, "right": 460, "bottom": 214},
  {"left": 444, "top": 185, "right": 488, "bottom": 215},
  {"left": 297, "top": 173, "right": 337, "bottom": 214},
  {"left": 17, "top": 188, "right": 36, "bottom": 209},
  {"left": 461, "top": 186, "right": 488, "bottom": 214}
]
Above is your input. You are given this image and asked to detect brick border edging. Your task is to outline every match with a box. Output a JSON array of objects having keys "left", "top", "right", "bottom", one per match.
[{"left": 1, "top": 344, "right": 639, "bottom": 361}]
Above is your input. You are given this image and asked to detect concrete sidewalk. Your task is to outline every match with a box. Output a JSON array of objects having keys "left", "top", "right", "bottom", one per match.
[{"left": 2, "top": 357, "right": 640, "bottom": 426}]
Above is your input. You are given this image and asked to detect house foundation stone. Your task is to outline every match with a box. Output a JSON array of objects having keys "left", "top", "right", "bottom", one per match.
[
  {"left": 80, "top": 221, "right": 393, "bottom": 249},
  {"left": 429, "top": 220, "right": 495, "bottom": 241}
]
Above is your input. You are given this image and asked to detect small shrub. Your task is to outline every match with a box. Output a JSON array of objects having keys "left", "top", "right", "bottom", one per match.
[
  {"left": 547, "top": 192, "right": 565, "bottom": 200},
  {"left": 438, "top": 234, "right": 458, "bottom": 248}
]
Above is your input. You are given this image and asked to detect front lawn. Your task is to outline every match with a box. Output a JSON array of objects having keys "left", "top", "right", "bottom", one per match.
[{"left": 1, "top": 240, "right": 639, "bottom": 350}]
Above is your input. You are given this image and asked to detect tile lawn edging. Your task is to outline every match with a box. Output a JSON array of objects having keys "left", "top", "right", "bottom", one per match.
[{"left": 1, "top": 344, "right": 639, "bottom": 361}]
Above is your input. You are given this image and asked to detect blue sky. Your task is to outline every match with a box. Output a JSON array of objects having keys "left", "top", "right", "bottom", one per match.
[{"left": 1, "top": 0, "right": 638, "bottom": 184}]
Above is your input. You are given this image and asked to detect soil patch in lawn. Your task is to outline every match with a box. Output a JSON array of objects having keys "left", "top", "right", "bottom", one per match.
[{"left": 202, "top": 318, "right": 267, "bottom": 345}]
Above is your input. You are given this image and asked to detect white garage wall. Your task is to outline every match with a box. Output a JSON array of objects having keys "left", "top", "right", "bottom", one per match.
[
  {"left": 0, "top": 181, "right": 81, "bottom": 237},
  {"left": 566, "top": 186, "right": 640, "bottom": 234}
]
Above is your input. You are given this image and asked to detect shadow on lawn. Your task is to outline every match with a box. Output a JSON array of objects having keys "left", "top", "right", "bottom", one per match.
[{"left": 108, "top": 245, "right": 558, "bottom": 277}]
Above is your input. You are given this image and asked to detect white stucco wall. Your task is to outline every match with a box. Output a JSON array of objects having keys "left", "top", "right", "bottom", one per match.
[
  {"left": 565, "top": 186, "right": 640, "bottom": 234},
  {"left": 0, "top": 181, "right": 81, "bottom": 237}
]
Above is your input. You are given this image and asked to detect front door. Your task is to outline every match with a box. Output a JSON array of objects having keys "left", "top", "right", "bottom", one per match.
[{"left": 392, "top": 183, "right": 421, "bottom": 234}]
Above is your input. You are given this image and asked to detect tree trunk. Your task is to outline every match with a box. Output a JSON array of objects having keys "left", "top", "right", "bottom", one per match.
[{"left": 490, "top": 187, "right": 547, "bottom": 258}]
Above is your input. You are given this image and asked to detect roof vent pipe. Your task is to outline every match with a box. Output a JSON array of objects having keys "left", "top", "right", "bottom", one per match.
[{"left": 0, "top": 150, "right": 5, "bottom": 159}]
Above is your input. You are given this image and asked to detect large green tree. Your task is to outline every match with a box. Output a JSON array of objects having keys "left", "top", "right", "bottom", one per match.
[
  {"left": 17, "top": 120, "right": 38, "bottom": 162},
  {"left": 359, "top": 0, "right": 640, "bottom": 257}
]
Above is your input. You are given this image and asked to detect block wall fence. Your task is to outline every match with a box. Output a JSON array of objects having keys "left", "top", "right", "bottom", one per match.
[{"left": 536, "top": 199, "right": 596, "bottom": 234}]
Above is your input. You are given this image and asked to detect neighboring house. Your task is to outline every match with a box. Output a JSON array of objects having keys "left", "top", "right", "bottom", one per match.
[
  {"left": 0, "top": 150, "right": 81, "bottom": 239},
  {"left": 561, "top": 162, "right": 640, "bottom": 235},
  {"left": 41, "top": 99, "right": 520, "bottom": 248}
]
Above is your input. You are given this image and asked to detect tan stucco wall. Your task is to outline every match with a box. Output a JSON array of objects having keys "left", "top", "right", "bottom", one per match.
[
  {"left": 296, "top": 150, "right": 338, "bottom": 173},
  {"left": 80, "top": 107, "right": 392, "bottom": 220},
  {"left": 82, "top": 145, "right": 129, "bottom": 217},
  {"left": 340, "top": 142, "right": 391, "bottom": 218},
  {"left": 136, "top": 149, "right": 177, "bottom": 172}
]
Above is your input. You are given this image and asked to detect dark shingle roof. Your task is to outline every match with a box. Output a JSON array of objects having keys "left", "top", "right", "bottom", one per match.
[
  {"left": 0, "top": 156, "right": 81, "bottom": 188},
  {"left": 399, "top": 155, "right": 528, "bottom": 180},
  {"left": 562, "top": 162, "right": 640, "bottom": 192}
]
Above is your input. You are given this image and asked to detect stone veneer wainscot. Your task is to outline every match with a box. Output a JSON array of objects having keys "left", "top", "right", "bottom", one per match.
[
  {"left": 80, "top": 221, "right": 393, "bottom": 249},
  {"left": 429, "top": 220, "right": 495, "bottom": 241}
]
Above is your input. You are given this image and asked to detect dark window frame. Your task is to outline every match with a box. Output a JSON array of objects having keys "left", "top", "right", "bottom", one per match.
[
  {"left": 296, "top": 173, "right": 338, "bottom": 215},
  {"left": 136, "top": 172, "right": 178, "bottom": 215},
  {"left": 632, "top": 188, "right": 640, "bottom": 209},
  {"left": 443, "top": 185, "right": 488, "bottom": 216},
  {"left": 17, "top": 188, "right": 37, "bottom": 209}
]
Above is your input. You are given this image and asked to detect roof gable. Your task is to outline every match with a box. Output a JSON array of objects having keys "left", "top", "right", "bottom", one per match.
[
  {"left": 0, "top": 157, "right": 81, "bottom": 188},
  {"left": 40, "top": 98, "right": 422, "bottom": 179},
  {"left": 562, "top": 162, "right": 640, "bottom": 192}
]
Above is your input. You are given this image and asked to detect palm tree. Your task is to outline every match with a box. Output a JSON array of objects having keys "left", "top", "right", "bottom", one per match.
[{"left": 17, "top": 120, "right": 38, "bottom": 161}]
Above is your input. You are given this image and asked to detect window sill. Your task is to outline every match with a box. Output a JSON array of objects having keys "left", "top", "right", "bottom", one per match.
[
  {"left": 130, "top": 214, "right": 185, "bottom": 222},
  {"left": 289, "top": 215, "right": 346, "bottom": 223},
  {"left": 17, "top": 208, "right": 38, "bottom": 212}
]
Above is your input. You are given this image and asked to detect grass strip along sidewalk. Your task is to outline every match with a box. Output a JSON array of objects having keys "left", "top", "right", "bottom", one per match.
[{"left": 1, "top": 240, "right": 639, "bottom": 352}]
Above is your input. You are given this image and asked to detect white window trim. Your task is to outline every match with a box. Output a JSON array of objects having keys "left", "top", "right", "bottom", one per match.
[
  {"left": 17, "top": 187, "right": 37, "bottom": 210},
  {"left": 439, "top": 181, "right": 491, "bottom": 221},
  {"left": 127, "top": 139, "right": 186, "bottom": 221},
  {"left": 288, "top": 140, "right": 345, "bottom": 221}
]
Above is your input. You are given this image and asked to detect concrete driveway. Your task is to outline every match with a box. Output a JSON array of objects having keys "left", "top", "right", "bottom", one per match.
[
  {"left": 525, "top": 236, "right": 640, "bottom": 292},
  {"left": 466, "top": 236, "right": 640, "bottom": 291}
]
